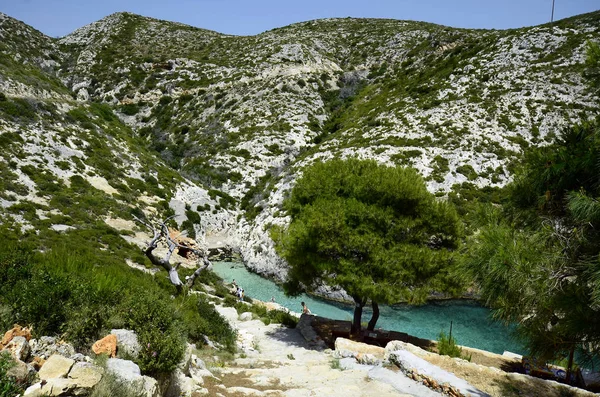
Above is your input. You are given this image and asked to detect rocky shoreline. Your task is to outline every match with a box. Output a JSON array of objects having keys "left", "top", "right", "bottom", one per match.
[{"left": 4, "top": 288, "right": 598, "bottom": 397}]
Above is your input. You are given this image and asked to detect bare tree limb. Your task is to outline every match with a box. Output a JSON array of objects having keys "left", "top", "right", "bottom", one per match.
[
  {"left": 133, "top": 214, "right": 211, "bottom": 292},
  {"left": 186, "top": 256, "right": 212, "bottom": 288}
]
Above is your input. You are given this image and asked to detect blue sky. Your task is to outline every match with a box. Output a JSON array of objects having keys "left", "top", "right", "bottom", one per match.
[{"left": 1, "top": 0, "right": 598, "bottom": 38}]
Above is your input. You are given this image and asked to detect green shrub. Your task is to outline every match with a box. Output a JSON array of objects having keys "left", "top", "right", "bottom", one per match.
[
  {"left": 159, "top": 95, "right": 172, "bottom": 105},
  {"left": 214, "top": 283, "right": 231, "bottom": 298},
  {"left": 135, "top": 327, "right": 184, "bottom": 375},
  {"left": 437, "top": 331, "right": 471, "bottom": 361},
  {"left": 0, "top": 97, "right": 36, "bottom": 121},
  {"left": 223, "top": 295, "right": 238, "bottom": 306},
  {"left": 89, "top": 103, "right": 116, "bottom": 122},
  {"left": 1, "top": 267, "right": 72, "bottom": 337},
  {"left": 119, "top": 103, "right": 140, "bottom": 116},
  {"left": 0, "top": 241, "right": 237, "bottom": 375},
  {"left": 187, "top": 296, "right": 236, "bottom": 350},
  {"left": 181, "top": 208, "right": 201, "bottom": 239},
  {"left": 118, "top": 290, "right": 185, "bottom": 374},
  {"left": 208, "top": 189, "right": 236, "bottom": 209},
  {"left": 455, "top": 164, "right": 478, "bottom": 181},
  {"left": 223, "top": 295, "right": 297, "bottom": 328},
  {"left": 267, "top": 310, "right": 298, "bottom": 328},
  {"left": 330, "top": 357, "right": 343, "bottom": 370},
  {"left": 66, "top": 108, "right": 90, "bottom": 123}
]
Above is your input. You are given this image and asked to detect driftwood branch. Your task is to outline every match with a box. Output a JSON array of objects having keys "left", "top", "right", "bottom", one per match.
[{"left": 133, "top": 214, "right": 211, "bottom": 291}]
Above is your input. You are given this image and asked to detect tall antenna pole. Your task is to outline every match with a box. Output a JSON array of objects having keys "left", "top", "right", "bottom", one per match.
[{"left": 551, "top": 0, "right": 556, "bottom": 24}]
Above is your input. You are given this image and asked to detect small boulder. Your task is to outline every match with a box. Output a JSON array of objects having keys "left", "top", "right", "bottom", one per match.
[
  {"left": 191, "top": 354, "right": 207, "bottom": 370},
  {"left": 68, "top": 361, "right": 104, "bottom": 389},
  {"left": 24, "top": 378, "right": 74, "bottom": 397},
  {"left": 202, "top": 335, "right": 218, "bottom": 349},
  {"left": 189, "top": 355, "right": 213, "bottom": 384},
  {"left": 389, "top": 350, "right": 484, "bottom": 397},
  {"left": 6, "top": 357, "right": 35, "bottom": 383},
  {"left": 105, "top": 358, "right": 158, "bottom": 397},
  {"left": 0, "top": 324, "right": 32, "bottom": 349},
  {"left": 239, "top": 312, "right": 253, "bottom": 321},
  {"left": 106, "top": 358, "right": 141, "bottom": 382},
  {"left": 141, "top": 375, "right": 160, "bottom": 397},
  {"left": 111, "top": 329, "right": 141, "bottom": 359},
  {"left": 334, "top": 338, "right": 384, "bottom": 362},
  {"left": 23, "top": 382, "right": 44, "bottom": 397},
  {"left": 45, "top": 378, "right": 74, "bottom": 396},
  {"left": 38, "top": 354, "right": 75, "bottom": 380},
  {"left": 226, "top": 386, "right": 268, "bottom": 396},
  {"left": 92, "top": 334, "right": 117, "bottom": 358},
  {"left": 4, "top": 335, "right": 30, "bottom": 361},
  {"left": 166, "top": 369, "right": 197, "bottom": 397},
  {"left": 190, "top": 367, "right": 214, "bottom": 384},
  {"left": 77, "top": 88, "right": 89, "bottom": 101}
]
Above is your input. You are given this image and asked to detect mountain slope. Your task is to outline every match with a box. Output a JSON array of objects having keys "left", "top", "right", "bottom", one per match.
[
  {"left": 0, "top": 11, "right": 599, "bottom": 281},
  {"left": 0, "top": 13, "right": 230, "bottom": 269}
]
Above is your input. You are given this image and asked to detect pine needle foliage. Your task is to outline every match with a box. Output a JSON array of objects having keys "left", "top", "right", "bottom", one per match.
[
  {"left": 462, "top": 45, "right": 600, "bottom": 377},
  {"left": 273, "top": 158, "right": 463, "bottom": 332}
]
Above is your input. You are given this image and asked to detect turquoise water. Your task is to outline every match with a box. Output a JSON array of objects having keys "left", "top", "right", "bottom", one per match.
[{"left": 212, "top": 261, "right": 524, "bottom": 355}]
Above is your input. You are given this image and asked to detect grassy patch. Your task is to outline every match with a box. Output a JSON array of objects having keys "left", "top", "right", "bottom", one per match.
[{"left": 0, "top": 351, "right": 25, "bottom": 396}]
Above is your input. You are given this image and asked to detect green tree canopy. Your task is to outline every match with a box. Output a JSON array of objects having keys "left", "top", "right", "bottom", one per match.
[
  {"left": 463, "top": 44, "right": 600, "bottom": 379},
  {"left": 463, "top": 122, "right": 600, "bottom": 381},
  {"left": 274, "top": 158, "right": 462, "bottom": 333}
]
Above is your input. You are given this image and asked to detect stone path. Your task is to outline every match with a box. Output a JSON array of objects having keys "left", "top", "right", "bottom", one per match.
[{"left": 212, "top": 305, "right": 442, "bottom": 397}]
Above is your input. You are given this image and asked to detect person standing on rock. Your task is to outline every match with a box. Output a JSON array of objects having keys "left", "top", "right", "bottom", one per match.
[{"left": 301, "top": 301, "right": 311, "bottom": 315}]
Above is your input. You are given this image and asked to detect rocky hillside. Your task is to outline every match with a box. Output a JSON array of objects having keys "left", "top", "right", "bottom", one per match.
[{"left": 0, "top": 11, "right": 599, "bottom": 280}]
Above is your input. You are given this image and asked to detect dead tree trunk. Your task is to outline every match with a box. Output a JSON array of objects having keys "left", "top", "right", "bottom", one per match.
[
  {"left": 134, "top": 215, "right": 211, "bottom": 292},
  {"left": 185, "top": 256, "right": 211, "bottom": 288}
]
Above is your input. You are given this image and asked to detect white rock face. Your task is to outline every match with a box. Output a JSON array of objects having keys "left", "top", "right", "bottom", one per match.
[
  {"left": 76, "top": 87, "right": 89, "bottom": 101},
  {"left": 166, "top": 368, "right": 200, "bottom": 397},
  {"left": 106, "top": 358, "right": 140, "bottom": 382},
  {"left": 4, "top": 336, "right": 30, "bottom": 361},
  {"left": 1, "top": 10, "right": 599, "bottom": 298},
  {"left": 111, "top": 329, "right": 141, "bottom": 358},
  {"left": 29, "top": 336, "right": 76, "bottom": 360},
  {"left": 389, "top": 350, "right": 486, "bottom": 397},
  {"left": 239, "top": 312, "right": 254, "bottom": 321},
  {"left": 105, "top": 358, "right": 159, "bottom": 397}
]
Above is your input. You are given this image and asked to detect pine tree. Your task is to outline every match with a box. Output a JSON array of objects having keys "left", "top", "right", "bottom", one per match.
[
  {"left": 273, "top": 158, "right": 462, "bottom": 334},
  {"left": 463, "top": 43, "right": 600, "bottom": 380}
]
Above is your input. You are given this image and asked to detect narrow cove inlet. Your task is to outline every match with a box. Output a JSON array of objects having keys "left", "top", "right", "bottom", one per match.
[{"left": 211, "top": 261, "right": 525, "bottom": 355}]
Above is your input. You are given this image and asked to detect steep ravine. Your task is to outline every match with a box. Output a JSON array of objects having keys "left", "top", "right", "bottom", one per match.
[{"left": 0, "top": 10, "right": 599, "bottom": 289}]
